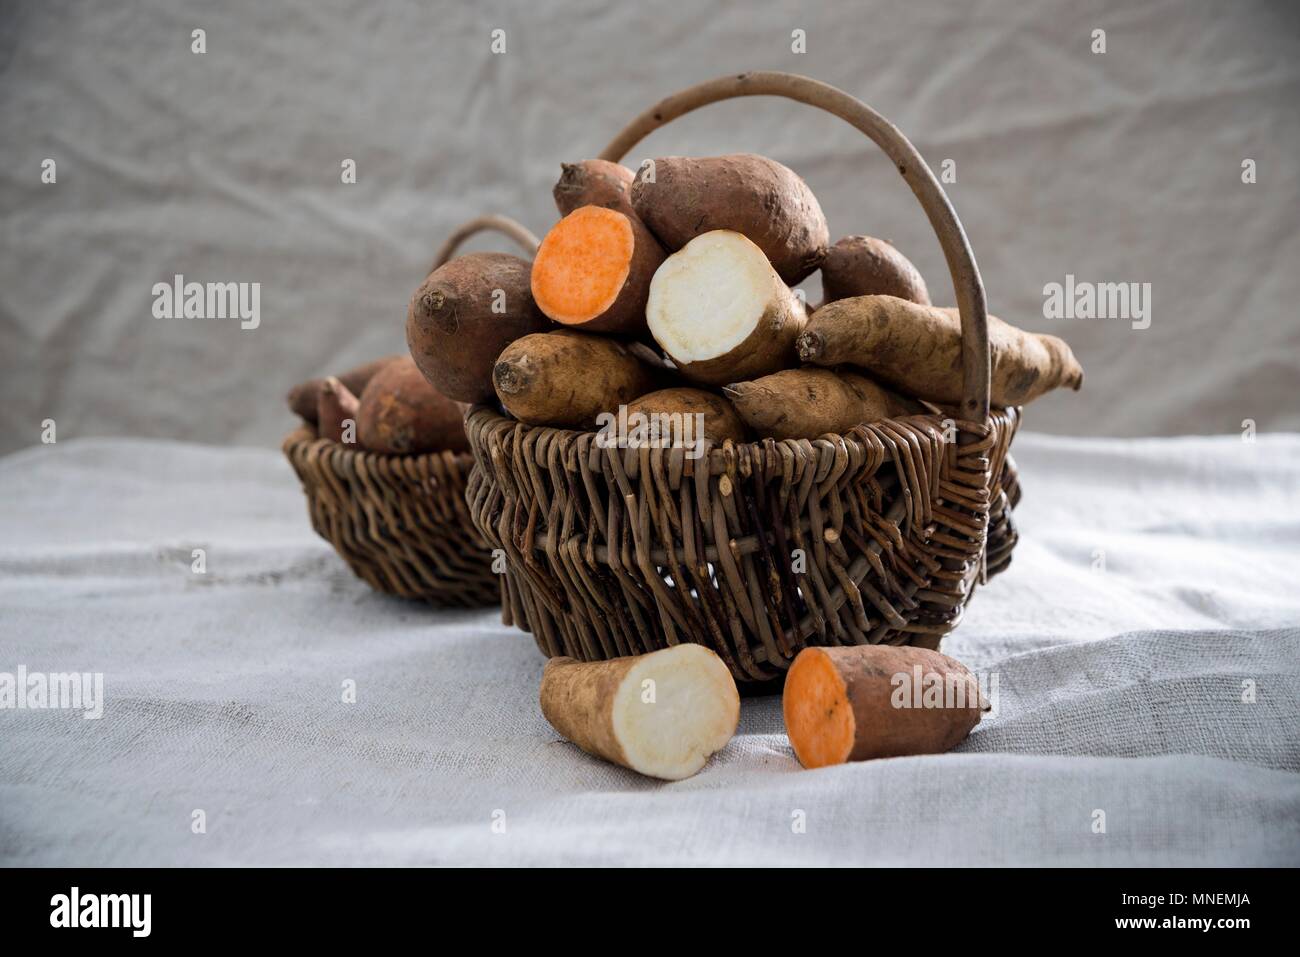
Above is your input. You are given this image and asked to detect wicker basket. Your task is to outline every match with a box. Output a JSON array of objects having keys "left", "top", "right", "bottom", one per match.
[
  {"left": 280, "top": 214, "right": 540, "bottom": 607},
  {"left": 283, "top": 424, "right": 499, "bottom": 606},
  {"left": 465, "top": 72, "right": 1025, "bottom": 682}
]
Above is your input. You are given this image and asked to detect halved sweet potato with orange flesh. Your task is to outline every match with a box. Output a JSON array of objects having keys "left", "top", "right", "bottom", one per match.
[
  {"left": 783, "top": 645, "right": 985, "bottom": 769},
  {"left": 530, "top": 205, "right": 663, "bottom": 336}
]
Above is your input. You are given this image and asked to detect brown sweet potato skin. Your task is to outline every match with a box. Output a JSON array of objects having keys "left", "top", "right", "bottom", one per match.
[
  {"left": 821, "top": 236, "right": 930, "bottom": 306},
  {"left": 723, "top": 368, "right": 914, "bottom": 440},
  {"left": 784, "top": 644, "right": 983, "bottom": 767},
  {"left": 406, "top": 252, "right": 550, "bottom": 405},
  {"left": 493, "top": 330, "right": 657, "bottom": 429},
  {"left": 553, "top": 160, "right": 637, "bottom": 216},
  {"left": 625, "top": 387, "right": 747, "bottom": 444},
  {"left": 316, "top": 376, "right": 360, "bottom": 444},
  {"left": 797, "top": 295, "right": 1085, "bottom": 407},
  {"left": 603, "top": 213, "right": 665, "bottom": 338},
  {"left": 357, "top": 356, "right": 468, "bottom": 455},
  {"left": 630, "top": 153, "right": 829, "bottom": 284},
  {"left": 287, "top": 355, "right": 401, "bottom": 424},
  {"left": 838, "top": 645, "right": 981, "bottom": 761}
]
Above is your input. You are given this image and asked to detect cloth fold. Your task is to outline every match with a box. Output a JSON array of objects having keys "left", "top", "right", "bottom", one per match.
[{"left": 1, "top": 432, "right": 1297, "bottom": 865}]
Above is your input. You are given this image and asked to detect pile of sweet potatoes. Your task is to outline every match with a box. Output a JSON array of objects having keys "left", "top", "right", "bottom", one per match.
[
  {"left": 286, "top": 354, "right": 469, "bottom": 455},
  {"left": 292, "top": 151, "right": 1083, "bottom": 454},
  {"left": 404, "top": 152, "right": 1083, "bottom": 447}
]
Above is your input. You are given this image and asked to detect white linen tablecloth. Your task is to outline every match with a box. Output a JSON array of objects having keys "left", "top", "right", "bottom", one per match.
[{"left": 1, "top": 432, "right": 1298, "bottom": 866}]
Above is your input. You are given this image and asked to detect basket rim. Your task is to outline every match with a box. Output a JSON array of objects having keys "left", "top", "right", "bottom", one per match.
[
  {"left": 465, "top": 403, "right": 1015, "bottom": 473},
  {"left": 282, "top": 423, "right": 476, "bottom": 471}
]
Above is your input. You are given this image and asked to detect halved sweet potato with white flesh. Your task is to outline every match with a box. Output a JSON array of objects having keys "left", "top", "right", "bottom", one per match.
[
  {"left": 540, "top": 644, "right": 740, "bottom": 781},
  {"left": 646, "top": 230, "right": 807, "bottom": 386}
]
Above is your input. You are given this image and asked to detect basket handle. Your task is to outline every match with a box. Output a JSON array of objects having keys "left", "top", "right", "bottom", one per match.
[
  {"left": 597, "top": 71, "right": 991, "bottom": 423},
  {"left": 430, "top": 214, "right": 540, "bottom": 273}
]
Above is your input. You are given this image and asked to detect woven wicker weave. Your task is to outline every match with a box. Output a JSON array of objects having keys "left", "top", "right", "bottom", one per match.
[
  {"left": 465, "top": 72, "right": 1026, "bottom": 682},
  {"left": 280, "top": 214, "right": 541, "bottom": 607},
  {"left": 466, "top": 407, "right": 1019, "bottom": 680},
  {"left": 283, "top": 424, "right": 499, "bottom": 607}
]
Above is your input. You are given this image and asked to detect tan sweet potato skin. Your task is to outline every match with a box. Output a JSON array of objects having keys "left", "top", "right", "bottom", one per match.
[
  {"left": 625, "top": 387, "right": 747, "bottom": 444},
  {"left": 553, "top": 160, "right": 636, "bottom": 216},
  {"left": 798, "top": 295, "right": 1085, "bottom": 407},
  {"left": 631, "top": 153, "right": 829, "bottom": 284},
  {"left": 493, "top": 330, "right": 657, "bottom": 429},
  {"left": 406, "top": 252, "right": 550, "bottom": 405},
  {"left": 723, "top": 368, "right": 913, "bottom": 440},
  {"left": 787, "top": 645, "right": 983, "bottom": 764},
  {"left": 287, "top": 355, "right": 401, "bottom": 424},
  {"left": 316, "top": 377, "right": 360, "bottom": 444},
  {"left": 539, "top": 656, "right": 637, "bottom": 769},
  {"left": 821, "top": 236, "right": 930, "bottom": 306},
  {"left": 356, "top": 356, "right": 468, "bottom": 455}
]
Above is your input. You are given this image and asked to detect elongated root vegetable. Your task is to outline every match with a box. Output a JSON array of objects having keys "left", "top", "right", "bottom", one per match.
[
  {"left": 316, "top": 376, "right": 360, "bottom": 444},
  {"left": 798, "top": 295, "right": 1085, "bottom": 407},
  {"left": 553, "top": 159, "right": 636, "bottom": 216},
  {"left": 647, "top": 230, "right": 807, "bottom": 385},
  {"left": 783, "top": 645, "right": 985, "bottom": 768},
  {"left": 287, "top": 355, "right": 400, "bottom": 425},
  {"left": 530, "top": 205, "right": 664, "bottom": 336},
  {"left": 821, "top": 235, "right": 930, "bottom": 306},
  {"left": 540, "top": 645, "right": 740, "bottom": 781},
  {"left": 624, "top": 387, "right": 747, "bottom": 445},
  {"left": 724, "top": 368, "right": 915, "bottom": 440},
  {"left": 631, "top": 153, "right": 829, "bottom": 284},
  {"left": 494, "top": 330, "right": 656, "bottom": 429},
  {"left": 357, "top": 356, "right": 468, "bottom": 455},
  {"left": 407, "top": 252, "right": 550, "bottom": 405}
]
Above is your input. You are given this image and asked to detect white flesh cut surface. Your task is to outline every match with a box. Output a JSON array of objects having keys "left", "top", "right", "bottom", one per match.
[
  {"left": 611, "top": 644, "right": 740, "bottom": 780},
  {"left": 646, "top": 230, "right": 774, "bottom": 364}
]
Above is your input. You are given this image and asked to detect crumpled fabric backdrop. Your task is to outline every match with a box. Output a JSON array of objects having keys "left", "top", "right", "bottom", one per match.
[
  {"left": 1, "top": 433, "right": 1298, "bottom": 866},
  {"left": 2, "top": 0, "right": 1299, "bottom": 456},
  {"left": 2, "top": 0, "right": 1299, "bottom": 868}
]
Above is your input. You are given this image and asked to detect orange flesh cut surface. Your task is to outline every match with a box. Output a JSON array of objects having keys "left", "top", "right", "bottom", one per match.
[
  {"left": 783, "top": 648, "right": 854, "bottom": 769},
  {"left": 531, "top": 206, "right": 634, "bottom": 325}
]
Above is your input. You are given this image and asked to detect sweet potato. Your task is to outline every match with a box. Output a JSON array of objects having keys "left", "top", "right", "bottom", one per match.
[
  {"left": 316, "top": 376, "right": 360, "bottom": 444},
  {"left": 646, "top": 230, "right": 807, "bottom": 385},
  {"left": 406, "top": 252, "right": 550, "bottom": 405},
  {"left": 723, "top": 368, "right": 915, "bottom": 440},
  {"left": 287, "top": 355, "right": 400, "bottom": 425},
  {"left": 631, "top": 153, "right": 829, "bottom": 284},
  {"left": 530, "top": 205, "right": 664, "bottom": 336},
  {"left": 820, "top": 235, "right": 930, "bottom": 306},
  {"left": 798, "top": 296, "right": 1084, "bottom": 407},
  {"left": 783, "top": 644, "right": 985, "bottom": 768},
  {"left": 623, "top": 387, "right": 747, "bottom": 445},
  {"left": 553, "top": 159, "right": 637, "bottom": 216},
  {"left": 357, "top": 356, "right": 468, "bottom": 455},
  {"left": 540, "top": 645, "right": 740, "bottom": 781},
  {"left": 493, "top": 330, "right": 657, "bottom": 429}
]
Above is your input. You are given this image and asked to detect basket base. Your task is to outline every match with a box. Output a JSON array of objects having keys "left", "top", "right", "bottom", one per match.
[{"left": 283, "top": 427, "right": 500, "bottom": 608}]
